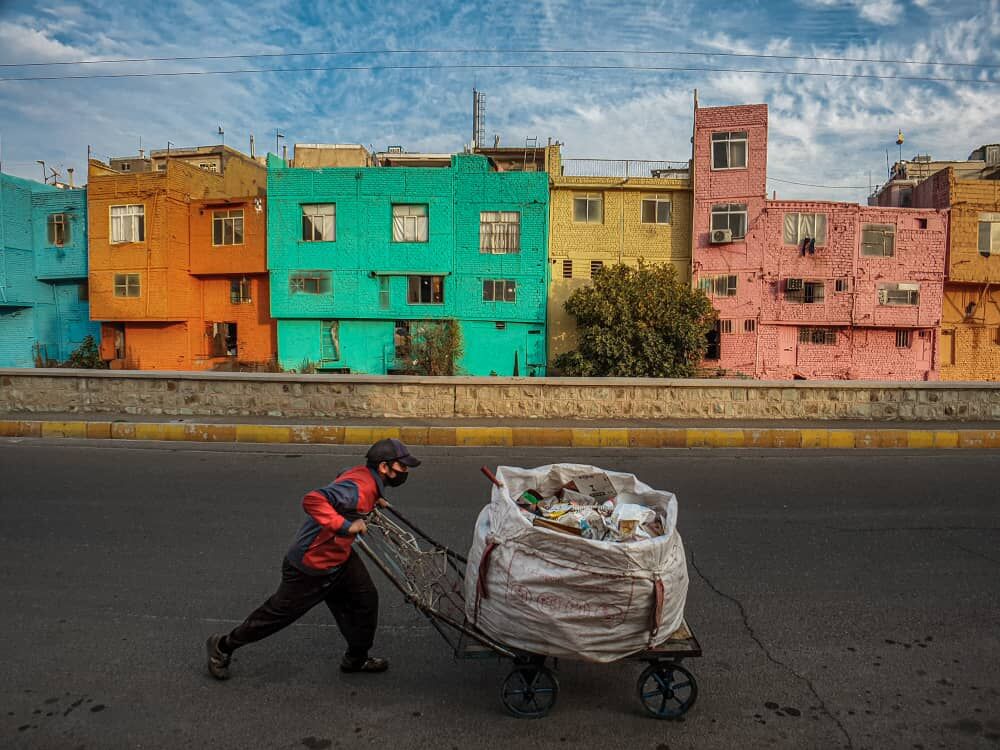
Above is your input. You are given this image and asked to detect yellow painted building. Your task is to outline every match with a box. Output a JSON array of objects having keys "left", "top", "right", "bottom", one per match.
[
  {"left": 914, "top": 168, "right": 1000, "bottom": 379},
  {"left": 544, "top": 145, "right": 692, "bottom": 365}
]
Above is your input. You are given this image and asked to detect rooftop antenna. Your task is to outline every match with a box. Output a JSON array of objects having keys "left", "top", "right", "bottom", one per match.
[
  {"left": 896, "top": 129, "right": 904, "bottom": 171},
  {"left": 275, "top": 129, "right": 284, "bottom": 156},
  {"left": 36, "top": 160, "right": 46, "bottom": 183},
  {"left": 472, "top": 88, "right": 486, "bottom": 149},
  {"left": 249, "top": 133, "right": 255, "bottom": 158},
  {"left": 218, "top": 125, "right": 225, "bottom": 147}
]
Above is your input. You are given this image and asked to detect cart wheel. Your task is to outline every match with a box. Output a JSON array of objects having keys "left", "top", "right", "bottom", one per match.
[
  {"left": 637, "top": 661, "right": 697, "bottom": 720},
  {"left": 500, "top": 664, "right": 559, "bottom": 719}
]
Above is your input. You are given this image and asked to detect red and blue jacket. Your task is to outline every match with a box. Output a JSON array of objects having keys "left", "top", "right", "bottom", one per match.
[{"left": 286, "top": 465, "right": 384, "bottom": 575}]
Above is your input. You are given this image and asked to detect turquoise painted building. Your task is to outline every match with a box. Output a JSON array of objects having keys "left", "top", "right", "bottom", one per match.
[
  {"left": 0, "top": 173, "right": 98, "bottom": 367},
  {"left": 267, "top": 153, "right": 549, "bottom": 375}
]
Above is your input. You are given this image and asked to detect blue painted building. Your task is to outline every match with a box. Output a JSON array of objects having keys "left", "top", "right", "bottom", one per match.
[
  {"left": 267, "top": 152, "right": 549, "bottom": 375},
  {"left": 0, "top": 173, "right": 98, "bottom": 367}
]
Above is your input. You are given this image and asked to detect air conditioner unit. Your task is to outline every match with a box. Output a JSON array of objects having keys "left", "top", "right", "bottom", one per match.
[
  {"left": 710, "top": 228, "right": 733, "bottom": 244},
  {"left": 878, "top": 289, "right": 889, "bottom": 304},
  {"left": 785, "top": 278, "right": 804, "bottom": 292}
]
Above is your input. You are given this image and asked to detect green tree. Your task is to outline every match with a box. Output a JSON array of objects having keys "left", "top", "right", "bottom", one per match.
[
  {"left": 398, "top": 319, "right": 464, "bottom": 376},
  {"left": 554, "top": 262, "right": 716, "bottom": 377},
  {"left": 61, "top": 335, "right": 108, "bottom": 369}
]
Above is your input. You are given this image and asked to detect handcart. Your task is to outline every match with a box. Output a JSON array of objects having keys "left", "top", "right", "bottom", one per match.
[{"left": 355, "top": 481, "right": 702, "bottom": 720}]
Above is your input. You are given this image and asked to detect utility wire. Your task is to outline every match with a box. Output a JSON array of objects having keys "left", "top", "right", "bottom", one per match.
[
  {"left": 1, "top": 46, "right": 997, "bottom": 70},
  {"left": 767, "top": 177, "right": 870, "bottom": 189},
  {"left": 0, "top": 62, "right": 996, "bottom": 85}
]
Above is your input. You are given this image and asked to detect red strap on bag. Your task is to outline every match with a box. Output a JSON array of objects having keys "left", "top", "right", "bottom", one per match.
[{"left": 473, "top": 541, "right": 498, "bottom": 623}]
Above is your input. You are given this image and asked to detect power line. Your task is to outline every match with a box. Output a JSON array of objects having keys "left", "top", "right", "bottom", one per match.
[
  {"left": 767, "top": 177, "right": 869, "bottom": 189},
  {"left": 1, "top": 47, "right": 997, "bottom": 70},
  {"left": 0, "top": 61, "right": 996, "bottom": 85}
]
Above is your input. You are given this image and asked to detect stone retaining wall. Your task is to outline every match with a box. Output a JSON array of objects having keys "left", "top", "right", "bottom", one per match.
[{"left": 3, "top": 369, "right": 1000, "bottom": 421}]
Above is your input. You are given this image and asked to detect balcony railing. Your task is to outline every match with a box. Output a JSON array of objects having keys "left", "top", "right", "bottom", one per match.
[{"left": 560, "top": 159, "right": 690, "bottom": 179}]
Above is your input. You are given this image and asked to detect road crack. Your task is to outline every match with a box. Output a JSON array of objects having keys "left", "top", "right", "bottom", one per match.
[{"left": 688, "top": 548, "right": 855, "bottom": 750}]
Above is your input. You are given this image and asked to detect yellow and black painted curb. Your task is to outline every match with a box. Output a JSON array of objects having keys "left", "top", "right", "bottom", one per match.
[{"left": 2, "top": 419, "right": 1000, "bottom": 449}]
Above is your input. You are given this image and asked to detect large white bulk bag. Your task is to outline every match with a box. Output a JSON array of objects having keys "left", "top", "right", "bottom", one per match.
[{"left": 464, "top": 464, "right": 688, "bottom": 663}]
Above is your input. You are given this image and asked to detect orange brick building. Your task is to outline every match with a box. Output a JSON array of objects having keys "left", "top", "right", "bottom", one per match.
[{"left": 87, "top": 146, "right": 274, "bottom": 369}]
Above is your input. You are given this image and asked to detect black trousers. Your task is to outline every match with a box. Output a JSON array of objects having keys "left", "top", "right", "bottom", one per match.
[{"left": 226, "top": 552, "right": 378, "bottom": 658}]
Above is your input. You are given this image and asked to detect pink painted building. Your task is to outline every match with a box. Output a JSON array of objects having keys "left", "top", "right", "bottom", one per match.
[{"left": 692, "top": 103, "right": 947, "bottom": 380}]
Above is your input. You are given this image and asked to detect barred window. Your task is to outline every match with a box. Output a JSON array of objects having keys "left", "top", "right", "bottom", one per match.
[
  {"left": 590, "top": 260, "right": 604, "bottom": 278},
  {"left": 562, "top": 259, "right": 573, "bottom": 279},
  {"left": 719, "top": 319, "right": 734, "bottom": 334},
  {"left": 798, "top": 328, "right": 837, "bottom": 345},
  {"left": 744, "top": 319, "right": 756, "bottom": 333},
  {"left": 895, "top": 329, "right": 912, "bottom": 348},
  {"left": 698, "top": 274, "right": 738, "bottom": 297},
  {"left": 479, "top": 211, "right": 520, "bottom": 253},
  {"left": 302, "top": 204, "right": 335, "bottom": 242},
  {"left": 213, "top": 209, "right": 244, "bottom": 246}
]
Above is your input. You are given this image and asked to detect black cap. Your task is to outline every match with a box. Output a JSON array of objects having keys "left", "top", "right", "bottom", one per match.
[{"left": 366, "top": 438, "right": 421, "bottom": 468}]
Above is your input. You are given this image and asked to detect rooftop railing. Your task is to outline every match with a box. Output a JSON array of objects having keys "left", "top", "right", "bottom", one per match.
[{"left": 560, "top": 158, "right": 690, "bottom": 179}]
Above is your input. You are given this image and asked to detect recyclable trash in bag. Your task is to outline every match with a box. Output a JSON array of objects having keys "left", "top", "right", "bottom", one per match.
[{"left": 465, "top": 463, "right": 689, "bottom": 663}]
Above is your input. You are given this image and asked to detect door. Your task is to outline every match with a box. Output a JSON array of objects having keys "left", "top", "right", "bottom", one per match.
[
  {"left": 916, "top": 330, "right": 933, "bottom": 371},
  {"left": 778, "top": 327, "right": 797, "bottom": 367}
]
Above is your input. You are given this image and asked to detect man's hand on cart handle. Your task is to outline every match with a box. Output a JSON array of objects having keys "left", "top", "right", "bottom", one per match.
[
  {"left": 376, "top": 497, "right": 391, "bottom": 509},
  {"left": 348, "top": 519, "right": 368, "bottom": 535}
]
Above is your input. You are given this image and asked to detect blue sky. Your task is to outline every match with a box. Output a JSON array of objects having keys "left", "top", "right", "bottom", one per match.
[{"left": 0, "top": 0, "right": 997, "bottom": 202}]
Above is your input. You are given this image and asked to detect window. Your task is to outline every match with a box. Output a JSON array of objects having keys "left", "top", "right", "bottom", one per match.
[
  {"left": 78, "top": 282, "right": 89, "bottom": 301},
  {"left": 719, "top": 319, "right": 734, "bottom": 334},
  {"left": 562, "top": 259, "right": 573, "bottom": 279},
  {"left": 495, "top": 321, "right": 506, "bottom": 330},
  {"left": 744, "top": 319, "right": 756, "bottom": 333},
  {"left": 379, "top": 276, "right": 390, "bottom": 309},
  {"left": 878, "top": 283, "right": 919, "bottom": 306},
  {"left": 206, "top": 322, "right": 237, "bottom": 357},
  {"left": 798, "top": 328, "right": 837, "bottom": 345},
  {"left": 590, "top": 260, "right": 604, "bottom": 278},
  {"left": 320, "top": 321, "right": 340, "bottom": 361},
  {"left": 110, "top": 204, "right": 145, "bottom": 243},
  {"left": 979, "top": 213, "right": 1000, "bottom": 257},
  {"left": 479, "top": 211, "right": 520, "bottom": 253},
  {"left": 483, "top": 279, "right": 516, "bottom": 302},
  {"left": 47, "top": 214, "right": 69, "bottom": 246},
  {"left": 120, "top": 162, "right": 131, "bottom": 172},
  {"left": 213, "top": 209, "right": 244, "bottom": 246},
  {"left": 199, "top": 162, "right": 218, "bottom": 173},
  {"left": 916, "top": 218, "right": 928, "bottom": 230},
  {"left": 711, "top": 203, "right": 748, "bottom": 239},
  {"left": 302, "top": 204, "right": 335, "bottom": 242},
  {"left": 392, "top": 204, "right": 428, "bottom": 242},
  {"left": 573, "top": 193, "right": 603, "bottom": 223},
  {"left": 230, "top": 278, "right": 252, "bottom": 304},
  {"left": 113, "top": 273, "right": 140, "bottom": 297},
  {"left": 407, "top": 275, "right": 444, "bottom": 304},
  {"left": 861, "top": 223, "right": 895, "bottom": 257},
  {"left": 711, "top": 131, "right": 748, "bottom": 169},
  {"left": 896, "top": 329, "right": 912, "bottom": 348},
  {"left": 289, "top": 271, "right": 332, "bottom": 295},
  {"left": 699, "top": 274, "right": 738, "bottom": 297},
  {"left": 785, "top": 279, "right": 825, "bottom": 304},
  {"left": 641, "top": 195, "right": 672, "bottom": 224},
  {"left": 705, "top": 321, "right": 721, "bottom": 360},
  {"left": 835, "top": 278, "right": 850, "bottom": 293},
  {"left": 941, "top": 329, "right": 955, "bottom": 366},
  {"left": 782, "top": 212, "right": 828, "bottom": 246}
]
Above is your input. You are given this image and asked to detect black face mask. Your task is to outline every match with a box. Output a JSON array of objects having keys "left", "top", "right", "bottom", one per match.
[{"left": 384, "top": 471, "right": 408, "bottom": 487}]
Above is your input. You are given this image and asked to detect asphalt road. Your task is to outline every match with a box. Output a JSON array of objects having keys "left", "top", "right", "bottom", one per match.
[{"left": 1, "top": 439, "right": 998, "bottom": 750}]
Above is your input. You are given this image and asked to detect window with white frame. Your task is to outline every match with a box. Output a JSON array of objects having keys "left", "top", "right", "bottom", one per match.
[
  {"left": 113, "top": 273, "right": 140, "bottom": 297},
  {"left": 799, "top": 327, "right": 838, "bottom": 345},
  {"left": 289, "top": 271, "right": 332, "bottom": 295},
  {"left": 699, "top": 274, "right": 738, "bottom": 297},
  {"left": 641, "top": 195, "right": 672, "bottom": 224},
  {"left": 711, "top": 131, "right": 748, "bottom": 169},
  {"left": 302, "top": 204, "right": 335, "bottom": 242},
  {"left": 320, "top": 321, "right": 340, "bottom": 361},
  {"left": 482, "top": 279, "right": 516, "bottom": 302},
  {"left": 861, "top": 223, "right": 895, "bottom": 257},
  {"left": 407, "top": 275, "right": 444, "bottom": 304},
  {"left": 573, "top": 193, "right": 603, "bottom": 223},
  {"left": 213, "top": 209, "right": 244, "bottom": 246},
  {"left": 47, "top": 213, "right": 69, "bottom": 246},
  {"left": 230, "top": 278, "right": 252, "bottom": 304},
  {"left": 878, "top": 283, "right": 919, "bottom": 306},
  {"left": 479, "top": 211, "right": 520, "bottom": 253},
  {"left": 783, "top": 212, "right": 828, "bottom": 246},
  {"left": 979, "top": 212, "right": 1000, "bottom": 257},
  {"left": 392, "top": 204, "right": 428, "bottom": 242},
  {"left": 711, "top": 203, "right": 748, "bottom": 239},
  {"left": 110, "top": 204, "right": 145, "bottom": 243}
]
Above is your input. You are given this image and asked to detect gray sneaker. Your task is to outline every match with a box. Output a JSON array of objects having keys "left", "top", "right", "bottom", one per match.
[
  {"left": 206, "top": 634, "right": 231, "bottom": 680},
  {"left": 340, "top": 655, "right": 389, "bottom": 673}
]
